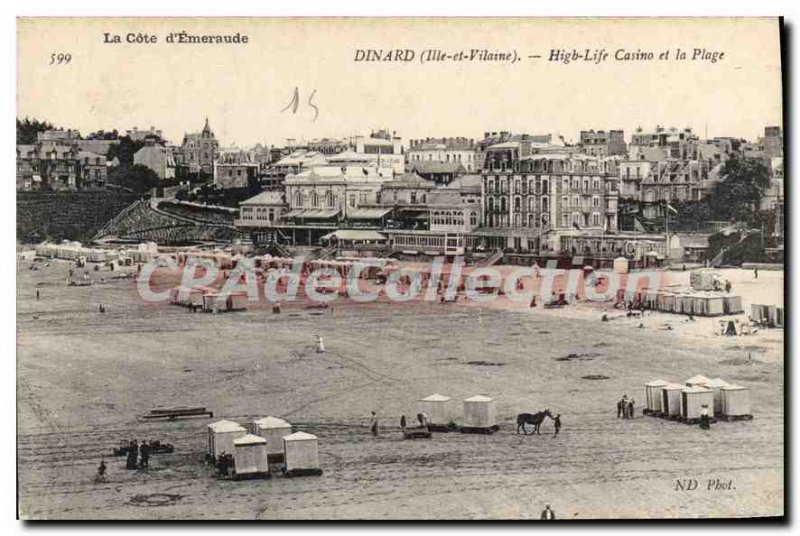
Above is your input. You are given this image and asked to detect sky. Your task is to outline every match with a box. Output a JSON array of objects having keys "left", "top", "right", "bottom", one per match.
[{"left": 17, "top": 17, "right": 783, "bottom": 148}]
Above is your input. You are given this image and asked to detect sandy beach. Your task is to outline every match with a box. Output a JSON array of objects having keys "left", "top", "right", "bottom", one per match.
[{"left": 16, "top": 260, "right": 784, "bottom": 519}]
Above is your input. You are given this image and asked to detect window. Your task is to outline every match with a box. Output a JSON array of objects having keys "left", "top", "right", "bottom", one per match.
[
  {"left": 562, "top": 213, "right": 569, "bottom": 227},
  {"left": 349, "top": 194, "right": 356, "bottom": 207},
  {"left": 562, "top": 196, "right": 569, "bottom": 208}
]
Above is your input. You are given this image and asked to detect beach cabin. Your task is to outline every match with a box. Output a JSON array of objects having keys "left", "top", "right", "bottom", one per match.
[
  {"left": 704, "top": 378, "right": 729, "bottom": 415},
  {"left": 720, "top": 384, "right": 752, "bottom": 420},
  {"left": 232, "top": 434, "right": 269, "bottom": 479},
  {"left": 751, "top": 304, "right": 770, "bottom": 325},
  {"left": 253, "top": 416, "right": 293, "bottom": 460},
  {"left": 723, "top": 295, "right": 743, "bottom": 315},
  {"left": 227, "top": 292, "right": 249, "bottom": 311},
  {"left": 202, "top": 292, "right": 223, "bottom": 313},
  {"left": 462, "top": 395, "right": 497, "bottom": 431},
  {"left": 207, "top": 420, "right": 247, "bottom": 458},
  {"left": 661, "top": 293, "right": 676, "bottom": 313},
  {"left": 418, "top": 394, "right": 452, "bottom": 429},
  {"left": 613, "top": 257, "right": 629, "bottom": 274},
  {"left": 684, "top": 374, "right": 710, "bottom": 388},
  {"left": 661, "top": 384, "right": 685, "bottom": 418},
  {"left": 283, "top": 431, "right": 321, "bottom": 476},
  {"left": 704, "top": 294, "right": 726, "bottom": 316},
  {"left": 681, "top": 386, "right": 715, "bottom": 420},
  {"left": 644, "top": 379, "right": 670, "bottom": 414},
  {"left": 680, "top": 295, "right": 695, "bottom": 315}
]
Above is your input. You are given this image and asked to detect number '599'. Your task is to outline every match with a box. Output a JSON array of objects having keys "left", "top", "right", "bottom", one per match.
[{"left": 49, "top": 53, "right": 72, "bottom": 65}]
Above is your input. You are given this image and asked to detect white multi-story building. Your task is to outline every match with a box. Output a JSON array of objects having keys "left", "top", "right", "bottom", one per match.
[{"left": 407, "top": 137, "right": 477, "bottom": 172}]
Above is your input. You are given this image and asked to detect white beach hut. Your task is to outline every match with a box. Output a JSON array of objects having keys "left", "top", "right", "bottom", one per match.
[
  {"left": 704, "top": 377, "right": 730, "bottom": 415},
  {"left": 661, "top": 383, "right": 685, "bottom": 417},
  {"left": 283, "top": 431, "right": 321, "bottom": 476},
  {"left": 418, "top": 394, "right": 452, "bottom": 428},
  {"left": 684, "top": 374, "right": 711, "bottom": 388},
  {"left": 232, "top": 434, "right": 269, "bottom": 478},
  {"left": 462, "top": 395, "right": 496, "bottom": 430},
  {"left": 723, "top": 295, "right": 743, "bottom": 314},
  {"left": 253, "top": 416, "right": 293, "bottom": 459},
  {"left": 207, "top": 419, "right": 247, "bottom": 458},
  {"left": 644, "top": 379, "right": 670, "bottom": 414},
  {"left": 613, "top": 257, "right": 629, "bottom": 274},
  {"left": 681, "top": 386, "right": 715, "bottom": 420},
  {"left": 720, "top": 384, "right": 752, "bottom": 419}
]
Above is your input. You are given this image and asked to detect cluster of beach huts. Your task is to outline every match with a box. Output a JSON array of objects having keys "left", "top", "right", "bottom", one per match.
[
  {"left": 169, "top": 286, "right": 250, "bottom": 314},
  {"left": 417, "top": 393, "right": 499, "bottom": 433},
  {"left": 207, "top": 417, "right": 321, "bottom": 479},
  {"left": 616, "top": 268, "right": 744, "bottom": 318},
  {"left": 751, "top": 303, "right": 785, "bottom": 328},
  {"left": 617, "top": 288, "right": 743, "bottom": 317},
  {"left": 34, "top": 241, "right": 156, "bottom": 266},
  {"left": 643, "top": 375, "right": 752, "bottom": 424}
]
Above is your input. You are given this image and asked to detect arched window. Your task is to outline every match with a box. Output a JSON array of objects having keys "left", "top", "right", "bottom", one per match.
[
  {"left": 310, "top": 191, "right": 318, "bottom": 208},
  {"left": 294, "top": 191, "right": 302, "bottom": 207},
  {"left": 541, "top": 196, "right": 549, "bottom": 212}
]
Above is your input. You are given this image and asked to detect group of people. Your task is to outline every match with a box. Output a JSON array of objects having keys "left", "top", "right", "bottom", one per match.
[
  {"left": 125, "top": 439, "right": 151, "bottom": 471},
  {"left": 616, "top": 395, "right": 636, "bottom": 419}
]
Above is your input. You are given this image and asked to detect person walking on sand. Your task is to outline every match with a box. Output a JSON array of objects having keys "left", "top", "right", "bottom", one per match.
[
  {"left": 754, "top": 267, "right": 759, "bottom": 279},
  {"left": 139, "top": 441, "right": 150, "bottom": 470},
  {"left": 617, "top": 395, "right": 628, "bottom": 419},
  {"left": 370, "top": 411, "right": 379, "bottom": 436},
  {"left": 95, "top": 458, "right": 107, "bottom": 483},
  {"left": 553, "top": 414, "right": 561, "bottom": 437},
  {"left": 126, "top": 440, "right": 138, "bottom": 470},
  {"left": 627, "top": 398, "right": 635, "bottom": 419},
  {"left": 700, "top": 404, "right": 710, "bottom": 430},
  {"left": 540, "top": 504, "right": 556, "bottom": 520}
]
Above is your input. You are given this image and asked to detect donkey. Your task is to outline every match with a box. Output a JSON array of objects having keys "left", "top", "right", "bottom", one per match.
[{"left": 516, "top": 409, "right": 553, "bottom": 435}]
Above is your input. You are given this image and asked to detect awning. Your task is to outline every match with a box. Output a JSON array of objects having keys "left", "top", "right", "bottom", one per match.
[
  {"left": 321, "top": 230, "right": 387, "bottom": 242},
  {"left": 346, "top": 207, "right": 393, "bottom": 220},
  {"left": 286, "top": 209, "right": 340, "bottom": 219}
]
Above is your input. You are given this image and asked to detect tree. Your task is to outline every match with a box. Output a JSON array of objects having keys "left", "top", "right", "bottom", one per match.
[
  {"left": 707, "top": 156, "right": 771, "bottom": 225},
  {"left": 108, "top": 164, "right": 160, "bottom": 194},
  {"left": 16, "top": 117, "right": 56, "bottom": 144},
  {"left": 107, "top": 136, "right": 146, "bottom": 167},
  {"left": 86, "top": 129, "right": 120, "bottom": 140}
]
